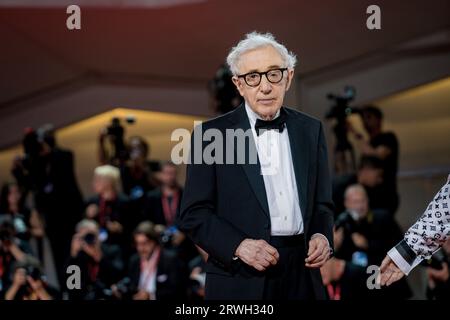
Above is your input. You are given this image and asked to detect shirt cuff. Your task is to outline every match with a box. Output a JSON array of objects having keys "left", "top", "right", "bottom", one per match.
[{"left": 387, "top": 240, "right": 422, "bottom": 275}]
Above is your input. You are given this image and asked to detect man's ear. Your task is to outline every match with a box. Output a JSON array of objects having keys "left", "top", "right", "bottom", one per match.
[
  {"left": 285, "top": 69, "right": 295, "bottom": 91},
  {"left": 232, "top": 76, "right": 245, "bottom": 97}
]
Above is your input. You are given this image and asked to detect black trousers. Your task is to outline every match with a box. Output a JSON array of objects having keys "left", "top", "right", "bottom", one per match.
[{"left": 263, "top": 234, "right": 315, "bottom": 300}]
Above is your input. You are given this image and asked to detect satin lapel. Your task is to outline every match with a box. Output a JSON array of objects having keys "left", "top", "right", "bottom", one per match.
[
  {"left": 285, "top": 110, "right": 310, "bottom": 219},
  {"left": 228, "top": 105, "right": 270, "bottom": 219}
]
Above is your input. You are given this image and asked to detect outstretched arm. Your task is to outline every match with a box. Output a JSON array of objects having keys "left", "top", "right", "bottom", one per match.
[{"left": 381, "top": 175, "right": 450, "bottom": 285}]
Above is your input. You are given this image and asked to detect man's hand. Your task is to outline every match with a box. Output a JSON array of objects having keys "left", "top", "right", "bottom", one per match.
[
  {"left": 70, "top": 233, "right": 83, "bottom": 257},
  {"left": 380, "top": 255, "right": 405, "bottom": 286},
  {"left": 235, "top": 239, "right": 279, "bottom": 272},
  {"left": 306, "top": 235, "right": 330, "bottom": 268}
]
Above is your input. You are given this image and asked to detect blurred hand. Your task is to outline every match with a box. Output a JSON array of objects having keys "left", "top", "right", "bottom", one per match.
[
  {"left": 235, "top": 239, "right": 279, "bottom": 272},
  {"left": 320, "top": 258, "right": 346, "bottom": 285},
  {"left": 106, "top": 221, "right": 123, "bottom": 234},
  {"left": 81, "top": 241, "right": 102, "bottom": 263},
  {"left": 99, "top": 128, "right": 108, "bottom": 142},
  {"left": 171, "top": 231, "right": 186, "bottom": 247},
  {"left": 133, "top": 290, "right": 150, "bottom": 300},
  {"left": 351, "top": 233, "right": 369, "bottom": 250},
  {"left": 380, "top": 255, "right": 405, "bottom": 286},
  {"left": 12, "top": 268, "right": 27, "bottom": 287},
  {"left": 29, "top": 209, "right": 45, "bottom": 238},
  {"left": 306, "top": 235, "right": 331, "bottom": 268},
  {"left": 85, "top": 204, "right": 99, "bottom": 219},
  {"left": 71, "top": 233, "right": 83, "bottom": 257},
  {"left": 333, "top": 227, "right": 344, "bottom": 252},
  {"left": 427, "top": 263, "right": 449, "bottom": 283},
  {"left": 27, "top": 276, "right": 52, "bottom": 300}
]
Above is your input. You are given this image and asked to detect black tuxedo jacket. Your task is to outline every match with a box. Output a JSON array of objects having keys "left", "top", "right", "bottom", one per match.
[{"left": 177, "top": 104, "right": 334, "bottom": 299}]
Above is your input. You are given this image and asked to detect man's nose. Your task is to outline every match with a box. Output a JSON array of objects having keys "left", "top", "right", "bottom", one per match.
[{"left": 259, "top": 75, "right": 272, "bottom": 93}]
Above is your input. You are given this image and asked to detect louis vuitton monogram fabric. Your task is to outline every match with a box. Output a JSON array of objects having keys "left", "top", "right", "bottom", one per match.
[{"left": 388, "top": 174, "right": 450, "bottom": 275}]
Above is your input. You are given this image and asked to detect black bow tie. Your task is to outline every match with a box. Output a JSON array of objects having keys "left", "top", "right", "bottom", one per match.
[{"left": 254, "top": 113, "right": 286, "bottom": 136}]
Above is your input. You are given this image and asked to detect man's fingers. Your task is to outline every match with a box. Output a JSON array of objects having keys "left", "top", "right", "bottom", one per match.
[
  {"left": 306, "top": 242, "right": 325, "bottom": 263},
  {"left": 262, "top": 243, "right": 279, "bottom": 257},
  {"left": 259, "top": 252, "right": 276, "bottom": 266},
  {"left": 254, "top": 263, "right": 266, "bottom": 272},
  {"left": 306, "top": 256, "right": 328, "bottom": 268},
  {"left": 380, "top": 256, "right": 391, "bottom": 272},
  {"left": 381, "top": 269, "right": 393, "bottom": 286},
  {"left": 307, "top": 241, "right": 317, "bottom": 257},
  {"left": 262, "top": 252, "right": 278, "bottom": 265},
  {"left": 386, "top": 272, "right": 403, "bottom": 286},
  {"left": 306, "top": 247, "right": 329, "bottom": 268}
]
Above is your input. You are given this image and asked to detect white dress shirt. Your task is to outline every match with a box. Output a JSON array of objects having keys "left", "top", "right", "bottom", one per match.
[{"left": 245, "top": 103, "right": 304, "bottom": 236}]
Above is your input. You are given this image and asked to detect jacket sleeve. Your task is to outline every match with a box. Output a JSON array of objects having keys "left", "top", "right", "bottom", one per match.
[
  {"left": 309, "top": 122, "right": 334, "bottom": 249},
  {"left": 176, "top": 124, "right": 247, "bottom": 270},
  {"left": 388, "top": 175, "right": 450, "bottom": 275}
]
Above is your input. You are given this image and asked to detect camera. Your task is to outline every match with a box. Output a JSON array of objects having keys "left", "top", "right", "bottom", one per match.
[
  {"left": 104, "top": 116, "right": 137, "bottom": 163},
  {"left": 325, "top": 86, "right": 361, "bottom": 174},
  {"left": 25, "top": 265, "right": 42, "bottom": 281},
  {"left": 107, "top": 118, "right": 125, "bottom": 140},
  {"left": 325, "top": 86, "right": 358, "bottom": 121},
  {"left": 83, "top": 232, "right": 97, "bottom": 245}
]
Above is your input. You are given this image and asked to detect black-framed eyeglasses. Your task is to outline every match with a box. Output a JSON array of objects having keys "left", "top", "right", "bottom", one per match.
[{"left": 237, "top": 68, "right": 288, "bottom": 87}]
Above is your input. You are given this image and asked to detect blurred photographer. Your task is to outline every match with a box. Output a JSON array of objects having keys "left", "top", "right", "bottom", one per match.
[
  {"left": 85, "top": 165, "right": 134, "bottom": 256},
  {"left": 0, "top": 217, "right": 33, "bottom": 297},
  {"left": 66, "top": 219, "right": 124, "bottom": 300},
  {"left": 4, "top": 256, "right": 56, "bottom": 300},
  {"left": 98, "top": 118, "right": 159, "bottom": 198},
  {"left": 0, "top": 183, "right": 31, "bottom": 241},
  {"left": 11, "top": 125, "right": 84, "bottom": 283},
  {"left": 187, "top": 245, "right": 208, "bottom": 301},
  {"left": 334, "top": 184, "right": 411, "bottom": 299},
  {"left": 111, "top": 221, "right": 188, "bottom": 300},
  {"left": 144, "top": 162, "right": 197, "bottom": 263},
  {"left": 349, "top": 106, "right": 399, "bottom": 215},
  {"left": 332, "top": 156, "right": 384, "bottom": 217},
  {"left": 423, "top": 238, "right": 450, "bottom": 300}
]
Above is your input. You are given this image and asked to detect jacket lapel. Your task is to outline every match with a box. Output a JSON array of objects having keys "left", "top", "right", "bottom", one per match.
[
  {"left": 284, "top": 108, "right": 310, "bottom": 220},
  {"left": 228, "top": 105, "right": 270, "bottom": 219}
]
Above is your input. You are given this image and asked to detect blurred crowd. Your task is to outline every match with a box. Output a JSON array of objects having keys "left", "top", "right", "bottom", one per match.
[
  {"left": 0, "top": 107, "right": 448, "bottom": 300},
  {"left": 0, "top": 121, "right": 205, "bottom": 301},
  {"left": 322, "top": 105, "right": 449, "bottom": 300}
]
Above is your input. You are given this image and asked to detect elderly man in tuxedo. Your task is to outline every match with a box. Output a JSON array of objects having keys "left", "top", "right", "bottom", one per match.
[{"left": 177, "top": 32, "right": 334, "bottom": 300}]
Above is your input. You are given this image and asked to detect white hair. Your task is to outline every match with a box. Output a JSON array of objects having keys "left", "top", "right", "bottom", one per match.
[
  {"left": 226, "top": 31, "right": 297, "bottom": 76},
  {"left": 344, "top": 184, "right": 367, "bottom": 200},
  {"left": 94, "top": 164, "right": 121, "bottom": 191},
  {"left": 75, "top": 219, "right": 99, "bottom": 233}
]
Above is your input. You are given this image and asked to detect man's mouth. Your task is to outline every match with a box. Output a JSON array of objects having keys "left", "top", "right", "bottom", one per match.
[{"left": 258, "top": 98, "right": 275, "bottom": 104}]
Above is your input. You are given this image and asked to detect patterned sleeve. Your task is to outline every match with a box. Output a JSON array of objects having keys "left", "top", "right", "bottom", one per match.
[{"left": 388, "top": 174, "right": 450, "bottom": 275}]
